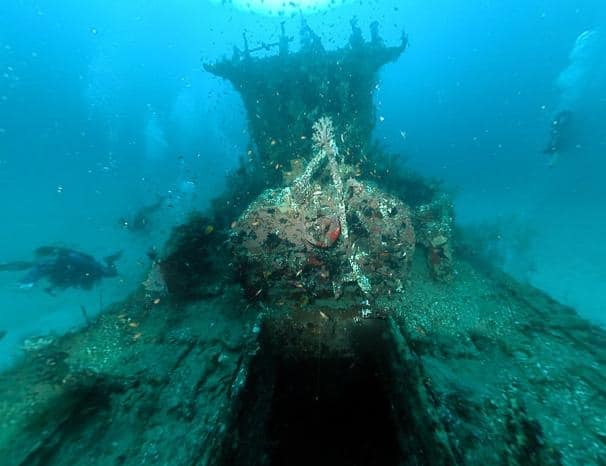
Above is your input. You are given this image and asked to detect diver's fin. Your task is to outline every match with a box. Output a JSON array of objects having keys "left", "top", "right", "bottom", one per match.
[
  {"left": 542, "top": 146, "right": 555, "bottom": 155},
  {"left": 152, "top": 195, "right": 167, "bottom": 208},
  {"left": 0, "top": 261, "right": 33, "bottom": 272},
  {"left": 104, "top": 251, "right": 123, "bottom": 266},
  {"left": 547, "top": 152, "right": 559, "bottom": 167},
  {"left": 139, "top": 196, "right": 166, "bottom": 216},
  {"left": 34, "top": 246, "right": 62, "bottom": 257}
]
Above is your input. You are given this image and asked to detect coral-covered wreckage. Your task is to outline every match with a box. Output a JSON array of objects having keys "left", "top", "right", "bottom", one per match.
[{"left": 2, "top": 20, "right": 606, "bottom": 466}]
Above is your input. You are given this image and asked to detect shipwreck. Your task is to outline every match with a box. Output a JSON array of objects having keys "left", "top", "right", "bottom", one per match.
[{"left": 1, "top": 20, "right": 605, "bottom": 466}]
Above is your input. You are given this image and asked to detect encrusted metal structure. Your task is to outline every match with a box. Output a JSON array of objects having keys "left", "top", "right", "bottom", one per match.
[
  {"left": 204, "top": 19, "right": 407, "bottom": 188},
  {"left": 206, "top": 20, "right": 454, "bottom": 311},
  {"left": 230, "top": 117, "right": 416, "bottom": 303}
]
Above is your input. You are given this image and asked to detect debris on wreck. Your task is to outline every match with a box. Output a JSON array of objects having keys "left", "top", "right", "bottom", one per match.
[
  {"left": 141, "top": 261, "right": 168, "bottom": 303},
  {"left": 414, "top": 194, "right": 455, "bottom": 282},
  {"left": 230, "top": 115, "right": 416, "bottom": 303}
]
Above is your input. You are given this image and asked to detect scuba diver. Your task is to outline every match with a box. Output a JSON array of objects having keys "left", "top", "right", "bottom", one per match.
[
  {"left": 119, "top": 196, "right": 166, "bottom": 233},
  {"left": 0, "top": 246, "right": 122, "bottom": 294},
  {"left": 543, "top": 110, "right": 574, "bottom": 163}
]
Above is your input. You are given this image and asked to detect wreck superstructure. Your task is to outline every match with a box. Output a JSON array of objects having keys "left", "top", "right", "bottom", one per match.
[
  {"left": 207, "top": 20, "right": 454, "bottom": 307},
  {"left": 0, "top": 20, "right": 605, "bottom": 466},
  {"left": 204, "top": 19, "right": 407, "bottom": 189}
]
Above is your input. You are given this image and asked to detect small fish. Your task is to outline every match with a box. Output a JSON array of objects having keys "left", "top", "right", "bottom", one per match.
[{"left": 0, "top": 330, "right": 6, "bottom": 341}]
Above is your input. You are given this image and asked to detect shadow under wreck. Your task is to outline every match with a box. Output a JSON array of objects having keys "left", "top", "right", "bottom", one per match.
[
  {"left": 1, "top": 19, "right": 606, "bottom": 466},
  {"left": 219, "top": 309, "right": 455, "bottom": 466}
]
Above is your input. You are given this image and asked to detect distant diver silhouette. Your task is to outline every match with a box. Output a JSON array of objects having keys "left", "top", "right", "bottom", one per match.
[
  {"left": 543, "top": 110, "right": 573, "bottom": 162},
  {"left": 0, "top": 246, "right": 122, "bottom": 294},
  {"left": 119, "top": 196, "right": 166, "bottom": 233}
]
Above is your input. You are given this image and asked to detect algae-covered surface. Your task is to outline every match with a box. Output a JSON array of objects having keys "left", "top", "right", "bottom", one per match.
[
  {"left": 0, "top": 287, "right": 258, "bottom": 465},
  {"left": 1, "top": 251, "right": 605, "bottom": 465},
  {"left": 396, "top": 255, "right": 606, "bottom": 464}
]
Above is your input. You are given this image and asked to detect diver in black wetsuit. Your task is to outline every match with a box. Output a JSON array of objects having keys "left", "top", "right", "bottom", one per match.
[
  {"left": 543, "top": 110, "right": 573, "bottom": 159},
  {"left": 0, "top": 246, "right": 121, "bottom": 294}
]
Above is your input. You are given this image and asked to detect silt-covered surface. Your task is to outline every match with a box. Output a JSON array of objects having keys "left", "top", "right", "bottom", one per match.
[{"left": 1, "top": 253, "right": 605, "bottom": 464}]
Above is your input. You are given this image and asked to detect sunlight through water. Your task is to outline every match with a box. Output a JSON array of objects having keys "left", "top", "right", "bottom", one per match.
[{"left": 210, "top": 0, "right": 348, "bottom": 16}]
